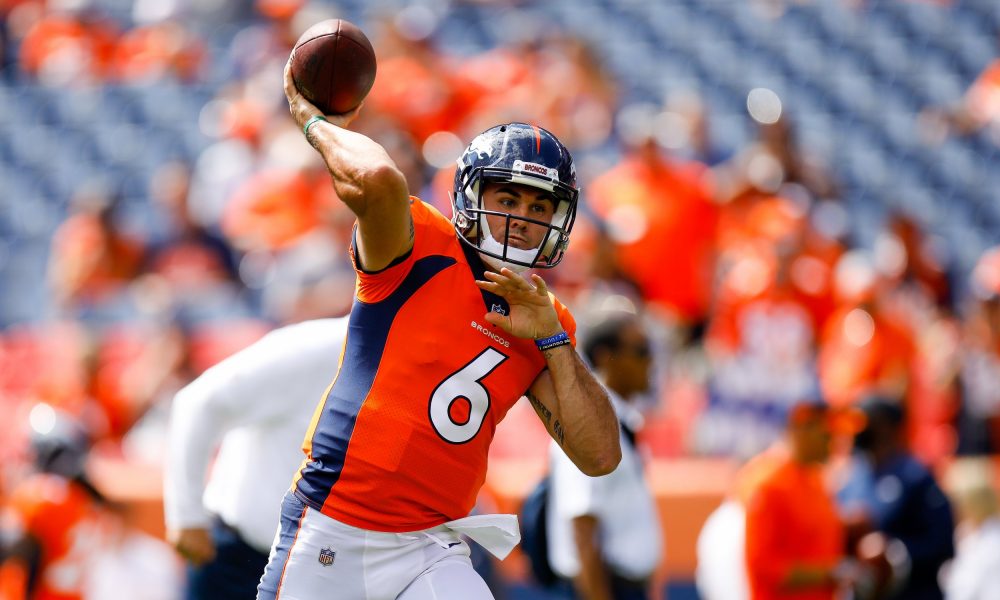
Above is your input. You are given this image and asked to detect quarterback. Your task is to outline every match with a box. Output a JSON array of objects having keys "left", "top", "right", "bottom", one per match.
[{"left": 256, "top": 59, "right": 621, "bottom": 600}]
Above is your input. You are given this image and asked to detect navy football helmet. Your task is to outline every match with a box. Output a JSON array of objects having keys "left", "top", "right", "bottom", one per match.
[
  {"left": 28, "top": 404, "right": 91, "bottom": 480},
  {"left": 452, "top": 123, "right": 579, "bottom": 271}
]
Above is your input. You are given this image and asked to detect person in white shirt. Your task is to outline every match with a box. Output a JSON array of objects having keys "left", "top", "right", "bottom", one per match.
[
  {"left": 944, "top": 457, "right": 1000, "bottom": 600},
  {"left": 546, "top": 310, "right": 663, "bottom": 600},
  {"left": 164, "top": 317, "right": 348, "bottom": 600},
  {"left": 695, "top": 498, "right": 749, "bottom": 600}
]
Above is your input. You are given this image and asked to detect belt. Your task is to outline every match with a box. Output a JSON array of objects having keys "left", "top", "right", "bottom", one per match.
[{"left": 610, "top": 572, "right": 649, "bottom": 590}]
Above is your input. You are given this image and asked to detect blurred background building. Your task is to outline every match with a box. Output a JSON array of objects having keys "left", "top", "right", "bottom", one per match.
[{"left": 0, "top": 0, "right": 998, "bottom": 598}]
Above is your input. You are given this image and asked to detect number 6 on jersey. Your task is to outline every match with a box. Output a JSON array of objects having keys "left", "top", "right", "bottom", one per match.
[{"left": 429, "top": 348, "right": 508, "bottom": 443}]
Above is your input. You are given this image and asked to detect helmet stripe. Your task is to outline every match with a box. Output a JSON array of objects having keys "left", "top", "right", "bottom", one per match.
[{"left": 532, "top": 125, "right": 541, "bottom": 154}]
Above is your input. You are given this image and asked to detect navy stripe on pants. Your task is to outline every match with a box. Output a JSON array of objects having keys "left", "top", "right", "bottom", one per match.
[{"left": 256, "top": 491, "right": 308, "bottom": 600}]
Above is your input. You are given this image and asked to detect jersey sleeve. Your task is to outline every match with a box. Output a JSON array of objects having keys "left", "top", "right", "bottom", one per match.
[
  {"left": 351, "top": 198, "right": 437, "bottom": 304},
  {"left": 552, "top": 296, "right": 577, "bottom": 346}
]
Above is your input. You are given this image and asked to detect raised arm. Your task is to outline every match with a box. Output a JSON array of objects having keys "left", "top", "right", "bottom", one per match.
[
  {"left": 476, "top": 268, "right": 621, "bottom": 476},
  {"left": 283, "top": 58, "right": 412, "bottom": 272}
]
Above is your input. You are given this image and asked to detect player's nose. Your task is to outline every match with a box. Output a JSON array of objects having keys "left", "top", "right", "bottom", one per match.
[{"left": 508, "top": 205, "right": 531, "bottom": 224}]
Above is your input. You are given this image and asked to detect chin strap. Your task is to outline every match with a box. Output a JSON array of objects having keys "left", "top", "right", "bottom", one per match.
[
  {"left": 478, "top": 235, "right": 538, "bottom": 272},
  {"left": 480, "top": 252, "right": 531, "bottom": 274}
]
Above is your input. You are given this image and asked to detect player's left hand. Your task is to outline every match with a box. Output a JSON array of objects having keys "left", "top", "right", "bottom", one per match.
[{"left": 476, "top": 268, "right": 563, "bottom": 340}]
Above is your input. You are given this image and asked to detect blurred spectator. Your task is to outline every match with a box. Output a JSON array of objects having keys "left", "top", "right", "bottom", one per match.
[
  {"left": 0, "top": 406, "right": 107, "bottom": 599},
  {"left": 89, "top": 321, "right": 192, "bottom": 442},
  {"left": 222, "top": 167, "right": 321, "bottom": 253},
  {"left": 699, "top": 110, "right": 849, "bottom": 457},
  {"left": 949, "top": 246, "right": 1000, "bottom": 454},
  {"left": 696, "top": 444, "right": 789, "bottom": 600},
  {"left": 943, "top": 457, "right": 1000, "bottom": 600},
  {"left": 587, "top": 108, "right": 718, "bottom": 332},
  {"left": 697, "top": 495, "right": 750, "bottom": 600},
  {"left": 880, "top": 213, "right": 951, "bottom": 311},
  {"left": 837, "top": 396, "right": 955, "bottom": 600},
  {"left": 145, "top": 161, "right": 240, "bottom": 288},
  {"left": 534, "top": 35, "right": 617, "bottom": 151},
  {"left": 547, "top": 310, "right": 662, "bottom": 600},
  {"left": 0, "top": 404, "right": 180, "bottom": 600},
  {"left": 220, "top": 163, "right": 357, "bottom": 322},
  {"left": 111, "top": 20, "right": 206, "bottom": 83},
  {"left": 365, "top": 15, "right": 474, "bottom": 145},
  {"left": 714, "top": 112, "right": 838, "bottom": 206},
  {"left": 817, "top": 251, "right": 915, "bottom": 409},
  {"left": 660, "top": 90, "right": 729, "bottom": 166},
  {"left": 84, "top": 515, "right": 183, "bottom": 600},
  {"left": 711, "top": 110, "right": 842, "bottom": 345},
  {"left": 164, "top": 318, "right": 347, "bottom": 600},
  {"left": 542, "top": 214, "right": 643, "bottom": 320},
  {"left": 869, "top": 214, "right": 958, "bottom": 465},
  {"left": 462, "top": 33, "right": 617, "bottom": 151},
  {"left": 0, "top": 321, "right": 91, "bottom": 424},
  {"left": 701, "top": 244, "right": 820, "bottom": 459},
  {"left": 47, "top": 181, "right": 146, "bottom": 313},
  {"left": 16, "top": 5, "right": 118, "bottom": 86},
  {"left": 744, "top": 400, "right": 849, "bottom": 600},
  {"left": 920, "top": 57, "right": 1000, "bottom": 143}
]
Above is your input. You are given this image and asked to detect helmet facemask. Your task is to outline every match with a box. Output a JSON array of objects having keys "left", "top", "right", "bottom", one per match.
[{"left": 452, "top": 165, "right": 578, "bottom": 272}]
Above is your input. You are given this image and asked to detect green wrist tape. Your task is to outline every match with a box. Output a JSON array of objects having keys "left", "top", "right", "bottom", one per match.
[{"left": 302, "top": 114, "right": 328, "bottom": 135}]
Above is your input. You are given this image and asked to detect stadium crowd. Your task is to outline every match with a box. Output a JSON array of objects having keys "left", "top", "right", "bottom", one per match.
[{"left": 1, "top": 0, "right": 998, "bottom": 598}]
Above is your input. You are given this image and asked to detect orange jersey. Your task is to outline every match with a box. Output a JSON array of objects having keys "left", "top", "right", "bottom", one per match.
[
  {"left": 587, "top": 154, "right": 718, "bottom": 321},
  {"left": 1, "top": 475, "right": 105, "bottom": 600},
  {"left": 745, "top": 458, "right": 844, "bottom": 600},
  {"left": 293, "top": 199, "right": 576, "bottom": 532}
]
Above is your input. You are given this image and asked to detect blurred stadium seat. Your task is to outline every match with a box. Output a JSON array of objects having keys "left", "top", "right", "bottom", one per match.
[{"left": 2, "top": 1, "right": 992, "bottom": 335}]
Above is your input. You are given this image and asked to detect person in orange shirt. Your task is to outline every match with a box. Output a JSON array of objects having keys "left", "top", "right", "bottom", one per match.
[
  {"left": 110, "top": 20, "right": 205, "bottom": 83},
  {"left": 744, "top": 401, "right": 849, "bottom": 600},
  {"left": 362, "top": 17, "right": 475, "bottom": 145},
  {"left": 17, "top": 10, "right": 118, "bottom": 84},
  {"left": 47, "top": 182, "right": 145, "bottom": 310},
  {"left": 587, "top": 124, "right": 718, "bottom": 330},
  {"left": 0, "top": 408, "right": 108, "bottom": 600},
  {"left": 697, "top": 444, "right": 788, "bottom": 600},
  {"left": 817, "top": 252, "right": 915, "bottom": 410}
]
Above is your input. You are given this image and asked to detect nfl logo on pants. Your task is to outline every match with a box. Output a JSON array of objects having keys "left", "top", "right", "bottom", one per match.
[{"left": 318, "top": 547, "right": 336, "bottom": 566}]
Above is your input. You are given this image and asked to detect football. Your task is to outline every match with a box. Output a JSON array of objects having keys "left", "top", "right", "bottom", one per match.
[{"left": 289, "top": 19, "right": 377, "bottom": 115}]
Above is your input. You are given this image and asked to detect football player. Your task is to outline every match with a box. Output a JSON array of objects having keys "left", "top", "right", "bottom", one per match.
[{"left": 254, "top": 60, "right": 622, "bottom": 599}]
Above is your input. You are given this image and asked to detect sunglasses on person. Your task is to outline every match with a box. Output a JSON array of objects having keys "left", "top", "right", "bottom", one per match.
[{"left": 615, "top": 340, "right": 651, "bottom": 359}]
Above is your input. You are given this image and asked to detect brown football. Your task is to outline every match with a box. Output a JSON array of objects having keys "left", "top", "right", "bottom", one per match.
[{"left": 289, "top": 19, "right": 377, "bottom": 115}]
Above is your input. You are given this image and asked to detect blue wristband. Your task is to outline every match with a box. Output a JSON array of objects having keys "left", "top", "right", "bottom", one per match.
[{"left": 535, "top": 331, "right": 571, "bottom": 351}]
